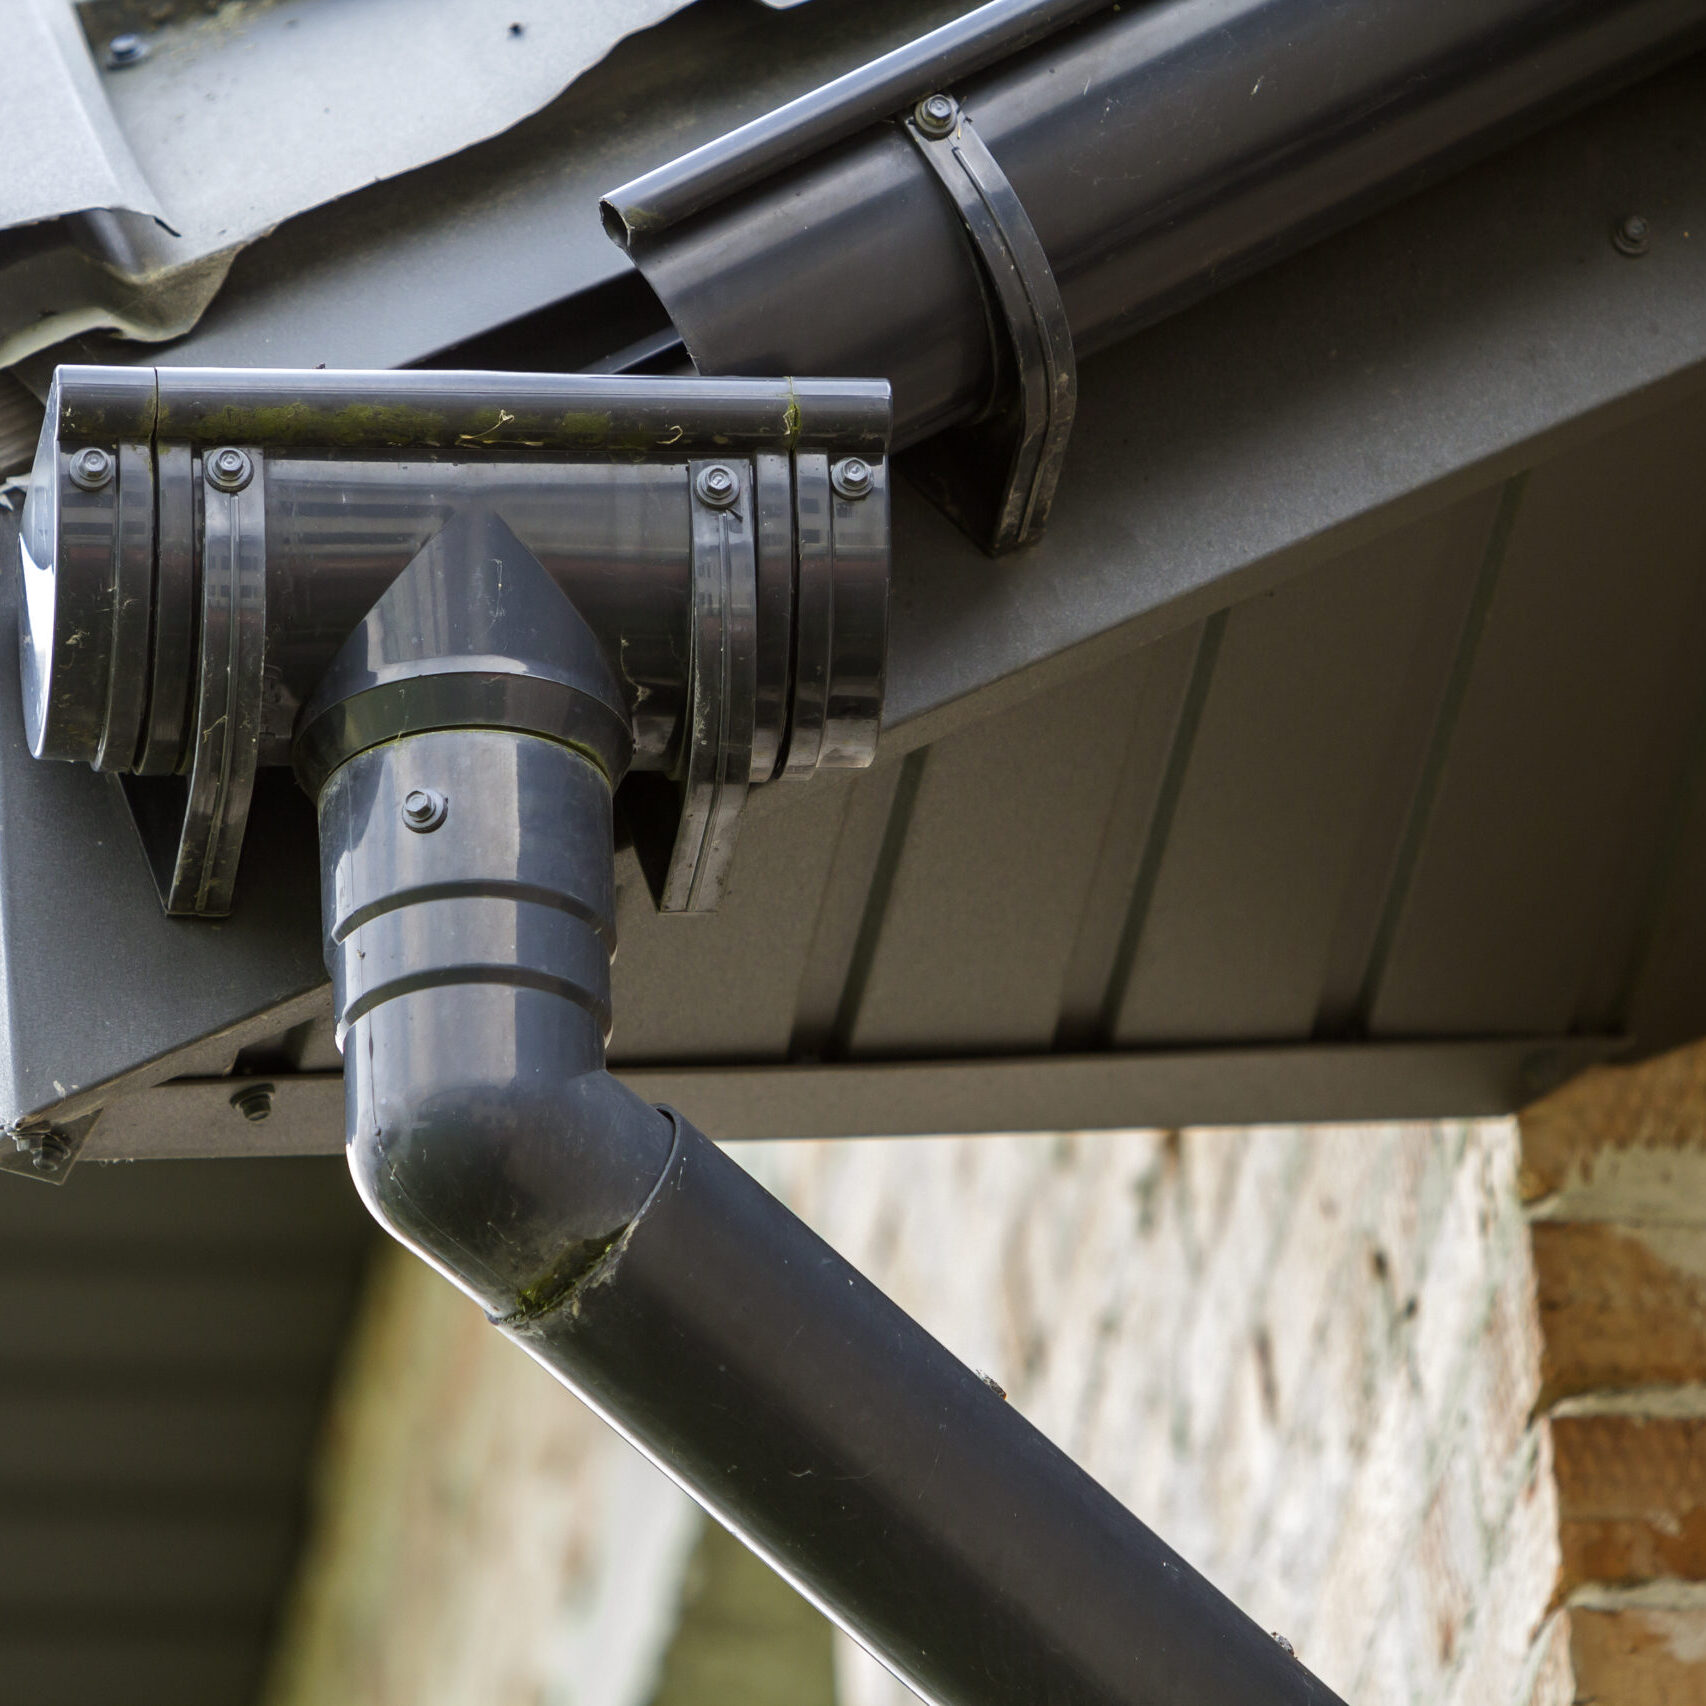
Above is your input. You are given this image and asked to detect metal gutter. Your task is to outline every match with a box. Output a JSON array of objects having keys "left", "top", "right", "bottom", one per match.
[{"left": 609, "top": 0, "right": 1706, "bottom": 451}]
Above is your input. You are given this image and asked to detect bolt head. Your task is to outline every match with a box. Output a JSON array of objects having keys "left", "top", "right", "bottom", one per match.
[
  {"left": 230, "top": 1084, "right": 275, "bottom": 1124},
  {"left": 207, "top": 446, "right": 253, "bottom": 492},
  {"left": 831, "top": 456, "right": 874, "bottom": 500},
  {"left": 1613, "top": 214, "right": 1651, "bottom": 257},
  {"left": 695, "top": 464, "right": 739, "bottom": 507},
  {"left": 106, "top": 32, "right": 148, "bottom": 67},
  {"left": 402, "top": 787, "right": 449, "bottom": 832},
  {"left": 915, "top": 93, "right": 958, "bottom": 138},
  {"left": 69, "top": 447, "right": 114, "bottom": 491}
]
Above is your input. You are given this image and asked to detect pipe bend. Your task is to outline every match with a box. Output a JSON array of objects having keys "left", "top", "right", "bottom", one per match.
[{"left": 345, "top": 992, "right": 676, "bottom": 1318}]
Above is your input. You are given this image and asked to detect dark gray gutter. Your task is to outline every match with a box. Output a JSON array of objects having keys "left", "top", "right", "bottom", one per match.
[{"left": 607, "top": 0, "right": 1706, "bottom": 448}]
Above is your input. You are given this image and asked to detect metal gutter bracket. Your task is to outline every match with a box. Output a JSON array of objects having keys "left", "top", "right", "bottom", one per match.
[{"left": 901, "top": 93, "right": 1076, "bottom": 552}]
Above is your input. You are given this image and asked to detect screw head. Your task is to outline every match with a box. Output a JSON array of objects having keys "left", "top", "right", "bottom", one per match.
[
  {"left": 695, "top": 463, "right": 739, "bottom": 507},
  {"left": 1613, "top": 214, "right": 1651, "bottom": 257},
  {"left": 106, "top": 32, "right": 149, "bottom": 68},
  {"left": 230, "top": 1084, "right": 275, "bottom": 1124},
  {"left": 914, "top": 92, "right": 958, "bottom": 138},
  {"left": 831, "top": 456, "right": 875, "bottom": 500},
  {"left": 207, "top": 447, "right": 253, "bottom": 492},
  {"left": 402, "top": 787, "right": 448, "bottom": 833},
  {"left": 69, "top": 447, "right": 114, "bottom": 491},
  {"left": 28, "top": 1133, "right": 71, "bottom": 1175}
]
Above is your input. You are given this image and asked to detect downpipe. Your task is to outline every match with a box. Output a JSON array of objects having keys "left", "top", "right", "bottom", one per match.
[{"left": 299, "top": 510, "right": 1345, "bottom": 1706}]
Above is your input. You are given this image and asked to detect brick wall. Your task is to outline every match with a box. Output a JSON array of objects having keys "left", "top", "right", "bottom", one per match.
[{"left": 1521, "top": 1042, "right": 1706, "bottom": 1705}]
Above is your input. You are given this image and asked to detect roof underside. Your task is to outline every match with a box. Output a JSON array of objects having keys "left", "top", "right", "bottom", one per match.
[
  {"left": 0, "top": 1158, "right": 369, "bottom": 1706},
  {"left": 0, "top": 48, "right": 1695, "bottom": 1156}
]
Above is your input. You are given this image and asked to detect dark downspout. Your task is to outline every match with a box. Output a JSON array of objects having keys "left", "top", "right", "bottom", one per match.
[{"left": 296, "top": 510, "right": 1344, "bottom": 1706}]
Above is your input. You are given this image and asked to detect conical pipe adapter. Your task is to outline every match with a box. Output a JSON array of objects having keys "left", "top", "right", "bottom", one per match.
[{"left": 294, "top": 507, "right": 635, "bottom": 799}]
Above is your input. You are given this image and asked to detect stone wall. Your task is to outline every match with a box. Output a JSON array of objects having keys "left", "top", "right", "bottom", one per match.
[{"left": 747, "top": 1120, "right": 1560, "bottom": 1706}]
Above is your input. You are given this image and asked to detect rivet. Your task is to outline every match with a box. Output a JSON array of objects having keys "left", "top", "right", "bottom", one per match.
[
  {"left": 69, "top": 447, "right": 114, "bottom": 491},
  {"left": 1612, "top": 214, "right": 1651, "bottom": 258},
  {"left": 106, "top": 33, "right": 149, "bottom": 68},
  {"left": 831, "top": 456, "right": 875, "bottom": 500},
  {"left": 914, "top": 92, "right": 958, "bottom": 138},
  {"left": 230, "top": 1084, "right": 274, "bottom": 1124},
  {"left": 402, "top": 787, "right": 449, "bottom": 833},
  {"left": 207, "top": 447, "right": 253, "bottom": 492},
  {"left": 695, "top": 463, "right": 739, "bottom": 508}
]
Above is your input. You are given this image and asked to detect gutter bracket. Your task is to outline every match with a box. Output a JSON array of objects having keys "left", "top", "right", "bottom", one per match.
[
  {"left": 659, "top": 458, "right": 760, "bottom": 912},
  {"left": 124, "top": 446, "right": 268, "bottom": 917},
  {"left": 901, "top": 95, "right": 1076, "bottom": 554}
]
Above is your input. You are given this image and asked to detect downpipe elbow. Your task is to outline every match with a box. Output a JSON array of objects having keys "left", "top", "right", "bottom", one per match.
[{"left": 344, "top": 1016, "right": 674, "bottom": 1317}]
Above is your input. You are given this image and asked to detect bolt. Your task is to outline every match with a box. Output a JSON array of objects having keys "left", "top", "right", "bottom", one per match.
[
  {"left": 207, "top": 447, "right": 253, "bottom": 492},
  {"left": 69, "top": 447, "right": 114, "bottom": 491},
  {"left": 402, "top": 787, "right": 448, "bottom": 833},
  {"left": 230, "top": 1083, "right": 274, "bottom": 1124},
  {"left": 1613, "top": 214, "right": 1651, "bottom": 257},
  {"left": 695, "top": 463, "right": 739, "bottom": 508},
  {"left": 914, "top": 92, "right": 958, "bottom": 138},
  {"left": 105, "top": 32, "right": 149, "bottom": 68},
  {"left": 28, "top": 1133, "right": 71, "bottom": 1175},
  {"left": 831, "top": 456, "right": 874, "bottom": 500}
]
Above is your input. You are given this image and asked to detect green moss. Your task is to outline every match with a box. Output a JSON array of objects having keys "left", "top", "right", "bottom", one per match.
[
  {"left": 556, "top": 408, "right": 618, "bottom": 444},
  {"left": 505, "top": 1224, "right": 625, "bottom": 1324},
  {"left": 159, "top": 399, "right": 457, "bottom": 448}
]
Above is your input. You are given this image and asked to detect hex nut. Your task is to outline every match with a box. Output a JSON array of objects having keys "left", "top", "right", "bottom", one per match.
[
  {"left": 1613, "top": 214, "right": 1651, "bottom": 258},
  {"left": 695, "top": 464, "right": 740, "bottom": 508},
  {"left": 28, "top": 1133, "right": 71, "bottom": 1174},
  {"left": 69, "top": 447, "right": 114, "bottom": 491},
  {"left": 831, "top": 456, "right": 875, "bottom": 500},
  {"left": 207, "top": 447, "right": 254, "bottom": 493},
  {"left": 915, "top": 92, "right": 958, "bottom": 138},
  {"left": 402, "top": 787, "right": 449, "bottom": 833}
]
